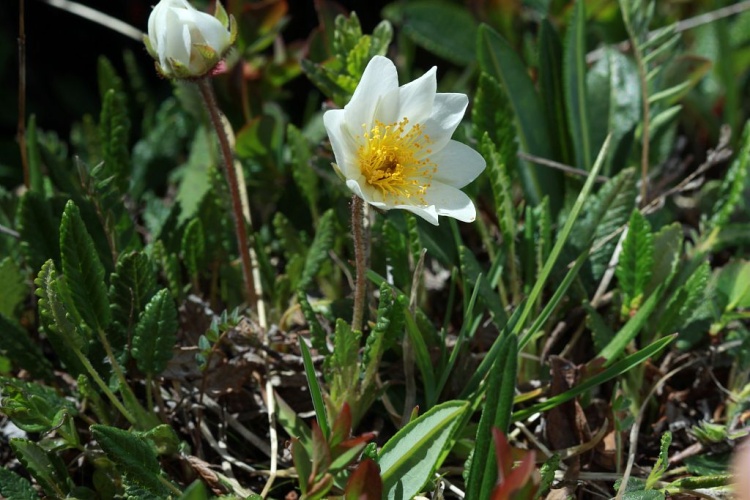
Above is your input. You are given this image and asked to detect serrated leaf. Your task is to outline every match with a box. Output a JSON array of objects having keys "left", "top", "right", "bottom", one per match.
[
  {"left": 571, "top": 167, "right": 637, "bottom": 280},
  {"left": 379, "top": 400, "right": 469, "bottom": 499},
  {"left": 0, "top": 467, "right": 38, "bottom": 500},
  {"left": 329, "top": 319, "right": 361, "bottom": 404},
  {"left": 708, "top": 120, "right": 750, "bottom": 230},
  {"left": 99, "top": 88, "right": 131, "bottom": 193},
  {"left": 0, "top": 257, "right": 26, "bottom": 318},
  {"left": 109, "top": 251, "right": 159, "bottom": 339},
  {"left": 181, "top": 218, "right": 206, "bottom": 280},
  {"left": 91, "top": 424, "right": 169, "bottom": 496},
  {"left": 0, "top": 314, "right": 52, "bottom": 380},
  {"left": 35, "top": 260, "right": 89, "bottom": 375},
  {"left": 616, "top": 209, "right": 654, "bottom": 313},
  {"left": 298, "top": 291, "right": 327, "bottom": 352},
  {"left": 16, "top": 191, "right": 60, "bottom": 273},
  {"left": 10, "top": 438, "right": 71, "bottom": 498},
  {"left": 299, "top": 209, "right": 335, "bottom": 291},
  {"left": 0, "top": 377, "right": 75, "bottom": 433},
  {"left": 564, "top": 0, "right": 593, "bottom": 170},
  {"left": 383, "top": 1, "right": 477, "bottom": 65},
  {"left": 362, "top": 282, "right": 404, "bottom": 389},
  {"left": 288, "top": 124, "right": 319, "bottom": 221},
  {"left": 131, "top": 289, "right": 177, "bottom": 377},
  {"left": 59, "top": 200, "right": 111, "bottom": 332},
  {"left": 656, "top": 260, "right": 710, "bottom": 337},
  {"left": 477, "top": 23, "right": 561, "bottom": 209},
  {"left": 646, "top": 431, "right": 671, "bottom": 488},
  {"left": 645, "top": 223, "right": 682, "bottom": 297},
  {"left": 382, "top": 218, "right": 409, "bottom": 291}
]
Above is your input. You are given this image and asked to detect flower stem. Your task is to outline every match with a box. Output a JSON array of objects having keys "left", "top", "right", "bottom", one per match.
[
  {"left": 196, "top": 78, "right": 257, "bottom": 307},
  {"left": 351, "top": 195, "right": 367, "bottom": 332}
]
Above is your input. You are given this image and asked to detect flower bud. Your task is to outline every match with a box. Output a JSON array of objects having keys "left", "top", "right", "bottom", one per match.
[{"left": 144, "top": 0, "right": 237, "bottom": 79}]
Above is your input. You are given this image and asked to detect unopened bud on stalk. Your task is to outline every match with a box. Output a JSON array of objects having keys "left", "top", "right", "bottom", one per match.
[{"left": 144, "top": 0, "right": 236, "bottom": 79}]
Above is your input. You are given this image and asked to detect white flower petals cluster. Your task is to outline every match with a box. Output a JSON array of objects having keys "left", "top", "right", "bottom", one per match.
[
  {"left": 145, "top": 0, "right": 236, "bottom": 79},
  {"left": 324, "top": 56, "right": 486, "bottom": 225}
]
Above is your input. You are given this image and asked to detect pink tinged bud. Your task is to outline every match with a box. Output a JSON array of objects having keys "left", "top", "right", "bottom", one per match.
[{"left": 144, "top": 0, "right": 236, "bottom": 79}]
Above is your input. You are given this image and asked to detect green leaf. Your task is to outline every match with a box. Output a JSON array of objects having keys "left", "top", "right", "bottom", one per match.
[
  {"left": 0, "top": 377, "right": 75, "bottom": 433},
  {"left": 287, "top": 124, "right": 319, "bottom": 221},
  {"left": 59, "top": 200, "right": 112, "bottom": 332},
  {"left": 538, "top": 19, "right": 573, "bottom": 166},
  {"left": 16, "top": 191, "right": 60, "bottom": 273},
  {"left": 477, "top": 23, "right": 560, "bottom": 209},
  {"left": 646, "top": 431, "right": 671, "bottom": 489},
  {"left": 91, "top": 424, "right": 169, "bottom": 496},
  {"left": 178, "top": 480, "right": 208, "bottom": 500},
  {"left": 0, "top": 257, "right": 26, "bottom": 317},
  {"left": 109, "top": 251, "right": 159, "bottom": 339},
  {"left": 131, "top": 289, "right": 178, "bottom": 377},
  {"left": 97, "top": 55, "right": 125, "bottom": 101},
  {"left": 707, "top": 120, "right": 750, "bottom": 230},
  {"left": 0, "top": 314, "right": 52, "bottom": 380},
  {"left": 466, "top": 335, "right": 517, "bottom": 500},
  {"left": 362, "top": 283, "right": 404, "bottom": 389},
  {"left": 181, "top": 218, "right": 206, "bottom": 281},
  {"left": 99, "top": 88, "right": 131, "bottom": 193},
  {"left": 564, "top": 0, "right": 593, "bottom": 170},
  {"left": 598, "top": 285, "right": 664, "bottom": 367},
  {"left": 616, "top": 209, "right": 654, "bottom": 313},
  {"left": 585, "top": 302, "right": 616, "bottom": 354},
  {"left": 378, "top": 400, "right": 469, "bottom": 499},
  {"left": 35, "top": 260, "right": 89, "bottom": 375},
  {"left": 382, "top": 0, "right": 477, "bottom": 65},
  {"left": 299, "top": 209, "right": 335, "bottom": 291},
  {"left": 572, "top": 167, "right": 637, "bottom": 280},
  {"left": 298, "top": 291, "right": 327, "bottom": 352},
  {"left": 0, "top": 467, "right": 38, "bottom": 500},
  {"left": 459, "top": 245, "right": 507, "bottom": 327},
  {"left": 587, "top": 48, "right": 641, "bottom": 175},
  {"left": 10, "top": 438, "right": 71, "bottom": 498},
  {"left": 25, "top": 115, "right": 45, "bottom": 193},
  {"left": 655, "top": 260, "right": 710, "bottom": 338},
  {"left": 299, "top": 336, "right": 330, "bottom": 439},
  {"left": 382, "top": 218, "right": 410, "bottom": 291},
  {"left": 645, "top": 223, "right": 682, "bottom": 297},
  {"left": 328, "top": 318, "right": 361, "bottom": 402}
]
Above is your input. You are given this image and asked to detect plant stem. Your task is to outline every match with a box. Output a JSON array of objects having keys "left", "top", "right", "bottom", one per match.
[
  {"left": 351, "top": 195, "right": 367, "bottom": 332},
  {"left": 196, "top": 78, "right": 257, "bottom": 307}
]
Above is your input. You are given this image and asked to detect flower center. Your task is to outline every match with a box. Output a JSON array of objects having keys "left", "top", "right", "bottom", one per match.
[{"left": 357, "top": 118, "right": 436, "bottom": 202}]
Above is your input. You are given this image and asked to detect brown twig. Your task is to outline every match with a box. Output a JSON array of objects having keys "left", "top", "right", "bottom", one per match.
[{"left": 196, "top": 78, "right": 257, "bottom": 308}]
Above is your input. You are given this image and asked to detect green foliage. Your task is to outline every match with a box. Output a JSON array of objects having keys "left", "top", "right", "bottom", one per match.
[
  {"left": 10, "top": 438, "right": 72, "bottom": 498},
  {"left": 382, "top": 0, "right": 478, "bottom": 65},
  {"left": 299, "top": 208, "right": 335, "bottom": 291},
  {"left": 302, "top": 13, "right": 392, "bottom": 106},
  {"left": 565, "top": 0, "right": 593, "bottom": 170},
  {"left": 59, "top": 200, "right": 112, "bottom": 333},
  {"left": 17, "top": 191, "right": 60, "bottom": 273},
  {"left": 616, "top": 209, "right": 655, "bottom": 315},
  {"left": 378, "top": 400, "right": 469, "bottom": 499},
  {"left": 131, "top": 289, "right": 178, "bottom": 377},
  {"left": 109, "top": 250, "right": 159, "bottom": 343},
  {"left": 0, "top": 313, "right": 52, "bottom": 380},
  {"left": 0, "top": 467, "right": 38, "bottom": 500},
  {"left": 91, "top": 424, "right": 170, "bottom": 496},
  {"left": 707, "top": 120, "right": 750, "bottom": 231},
  {"left": 0, "top": 377, "right": 76, "bottom": 434},
  {"left": 646, "top": 431, "right": 672, "bottom": 489}
]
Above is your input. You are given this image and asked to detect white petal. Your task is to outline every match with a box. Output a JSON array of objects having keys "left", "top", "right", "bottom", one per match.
[
  {"left": 323, "top": 109, "right": 358, "bottom": 179},
  {"left": 421, "top": 93, "right": 468, "bottom": 152},
  {"left": 344, "top": 56, "right": 398, "bottom": 132},
  {"left": 423, "top": 181, "right": 477, "bottom": 223},
  {"left": 398, "top": 204, "right": 440, "bottom": 225},
  {"left": 430, "top": 140, "right": 486, "bottom": 188},
  {"left": 176, "top": 7, "right": 229, "bottom": 52},
  {"left": 395, "top": 66, "right": 436, "bottom": 126}
]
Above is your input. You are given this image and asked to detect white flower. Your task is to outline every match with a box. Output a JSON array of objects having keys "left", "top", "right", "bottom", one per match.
[
  {"left": 323, "top": 56, "right": 486, "bottom": 225},
  {"left": 144, "top": 0, "right": 236, "bottom": 79}
]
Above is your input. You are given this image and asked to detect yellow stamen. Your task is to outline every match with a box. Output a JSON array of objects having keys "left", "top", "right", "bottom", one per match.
[{"left": 357, "top": 117, "right": 436, "bottom": 203}]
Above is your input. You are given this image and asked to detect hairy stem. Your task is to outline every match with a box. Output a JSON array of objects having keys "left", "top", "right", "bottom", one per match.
[
  {"left": 351, "top": 195, "right": 367, "bottom": 332},
  {"left": 196, "top": 78, "right": 257, "bottom": 307}
]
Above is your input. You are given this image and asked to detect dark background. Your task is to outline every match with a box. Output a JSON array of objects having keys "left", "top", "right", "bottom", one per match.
[{"left": 0, "top": 0, "right": 388, "bottom": 188}]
